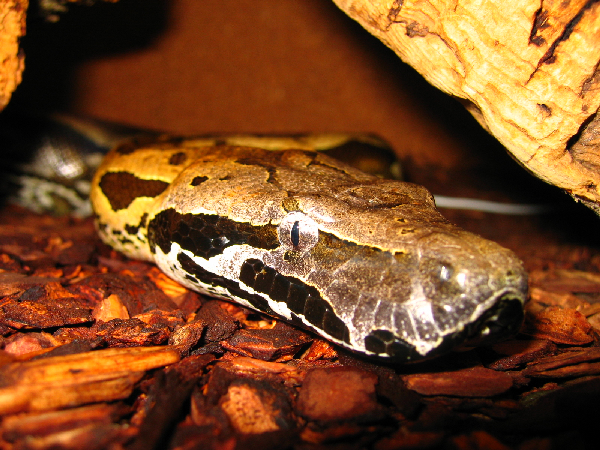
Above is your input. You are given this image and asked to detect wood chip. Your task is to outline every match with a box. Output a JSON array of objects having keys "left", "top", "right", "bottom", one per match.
[
  {"left": 530, "top": 269, "right": 600, "bottom": 293},
  {"left": 0, "top": 294, "right": 93, "bottom": 330},
  {"left": 195, "top": 300, "right": 239, "bottom": 343},
  {"left": 523, "top": 347, "right": 600, "bottom": 378},
  {"left": 403, "top": 366, "right": 513, "bottom": 397},
  {"left": 220, "top": 379, "right": 293, "bottom": 434},
  {"left": 0, "top": 346, "right": 179, "bottom": 414},
  {"left": 301, "top": 338, "right": 339, "bottom": 361},
  {"left": 92, "top": 293, "right": 130, "bottom": 322},
  {"left": 522, "top": 306, "right": 594, "bottom": 344},
  {"left": 296, "top": 367, "right": 380, "bottom": 422},
  {"left": 222, "top": 323, "right": 312, "bottom": 361},
  {"left": 488, "top": 339, "right": 558, "bottom": 370},
  {"left": 0, "top": 403, "right": 130, "bottom": 442}
]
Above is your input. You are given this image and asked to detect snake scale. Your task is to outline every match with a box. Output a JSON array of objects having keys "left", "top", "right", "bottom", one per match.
[{"left": 86, "top": 132, "right": 528, "bottom": 362}]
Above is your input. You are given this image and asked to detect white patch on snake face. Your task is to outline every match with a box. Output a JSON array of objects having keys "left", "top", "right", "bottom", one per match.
[
  {"left": 154, "top": 242, "right": 311, "bottom": 326},
  {"left": 401, "top": 295, "right": 444, "bottom": 356},
  {"left": 152, "top": 240, "right": 365, "bottom": 350}
]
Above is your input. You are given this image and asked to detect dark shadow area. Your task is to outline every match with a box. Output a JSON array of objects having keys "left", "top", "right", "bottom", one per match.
[{"left": 9, "top": 0, "right": 170, "bottom": 112}]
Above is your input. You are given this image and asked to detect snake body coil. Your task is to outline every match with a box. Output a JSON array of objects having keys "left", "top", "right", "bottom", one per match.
[{"left": 90, "top": 135, "right": 527, "bottom": 361}]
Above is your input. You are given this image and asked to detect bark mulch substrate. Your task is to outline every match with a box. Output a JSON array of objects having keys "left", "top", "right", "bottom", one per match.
[{"left": 1, "top": 203, "right": 600, "bottom": 450}]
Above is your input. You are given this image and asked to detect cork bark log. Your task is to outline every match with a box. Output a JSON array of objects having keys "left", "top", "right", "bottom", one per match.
[
  {"left": 333, "top": 0, "right": 600, "bottom": 212},
  {"left": 0, "top": 0, "right": 27, "bottom": 110}
]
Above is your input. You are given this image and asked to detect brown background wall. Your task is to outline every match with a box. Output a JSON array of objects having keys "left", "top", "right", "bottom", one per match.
[{"left": 10, "top": 0, "right": 509, "bottom": 173}]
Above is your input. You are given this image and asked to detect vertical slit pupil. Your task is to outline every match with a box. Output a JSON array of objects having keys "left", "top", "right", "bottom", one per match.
[{"left": 291, "top": 221, "right": 300, "bottom": 247}]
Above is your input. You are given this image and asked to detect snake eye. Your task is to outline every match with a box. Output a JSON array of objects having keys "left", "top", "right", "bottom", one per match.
[
  {"left": 278, "top": 211, "right": 319, "bottom": 253},
  {"left": 290, "top": 220, "right": 300, "bottom": 247}
]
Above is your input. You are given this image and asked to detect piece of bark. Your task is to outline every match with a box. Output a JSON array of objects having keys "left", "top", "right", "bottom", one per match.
[
  {"left": 31, "top": 339, "right": 95, "bottom": 360},
  {"left": 221, "top": 323, "right": 313, "bottom": 361},
  {"left": 128, "top": 354, "right": 214, "bottom": 450},
  {"left": 376, "top": 370, "right": 422, "bottom": 419},
  {"left": 92, "top": 293, "right": 130, "bottom": 322},
  {"left": 168, "top": 319, "right": 206, "bottom": 355},
  {"left": 0, "top": 346, "right": 179, "bottom": 414},
  {"left": 403, "top": 366, "right": 513, "bottom": 397},
  {"left": 0, "top": 293, "right": 94, "bottom": 330},
  {"left": 522, "top": 347, "right": 600, "bottom": 378},
  {"left": 301, "top": 339, "right": 339, "bottom": 361},
  {"left": 69, "top": 272, "right": 178, "bottom": 315},
  {"left": 526, "top": 287, "right": 591, "bottom": 315},
  {"left": 522, "top": 306, "right": 594, "bottom": 344},
  {"left": 333, "top": 0, "right": 600, "bottom": 211},
  {"left": 219, "top": 356, "right": 306, "bottom": 388},
  {"left": 530, "top": 269, "right": 600, "bottom": 293},
  {"left": 488, "top": 339, "right": 558, "bottom": 370},
  {"left": 195, "top": 300, "right": 240, "bottom": 343},
  {"left": 219, "top": 378, "right": 294, "bottom": 435},
  {"left": 296, "top": 367, "right": 381, "bottom": 422},
  {"left": 3, "top": 332, "right": 60, "bottom": 357},
  {"left": 91, "top": 318, "right": 171, "bottom": 347},
  {"left": 0, "top": 403, "right": 130, "bottom": 442}
]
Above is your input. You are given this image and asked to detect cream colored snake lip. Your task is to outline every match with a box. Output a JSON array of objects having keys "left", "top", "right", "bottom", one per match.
[{"left": 90, "top": 136, "right": 528, "bottom": 361}]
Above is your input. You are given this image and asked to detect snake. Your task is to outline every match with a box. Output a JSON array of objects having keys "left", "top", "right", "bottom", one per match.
[
  {"left": 88, "top": 135, "right": 527, "bottom": 362},
  {"left": 1, "top": 114, "right": 528, "bottom": 361}
]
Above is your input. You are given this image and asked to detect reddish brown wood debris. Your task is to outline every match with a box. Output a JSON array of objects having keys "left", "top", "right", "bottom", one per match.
[{"left": 1, "top": 204, "right": 600, "bottom": 449}]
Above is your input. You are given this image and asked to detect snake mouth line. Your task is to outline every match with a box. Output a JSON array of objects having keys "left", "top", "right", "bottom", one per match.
[{"left": 462, "top": 289, "right": 526, "bottom": 348}]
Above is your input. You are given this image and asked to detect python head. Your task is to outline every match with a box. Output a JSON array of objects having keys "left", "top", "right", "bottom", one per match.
[{"left": 92, "top": 143, "right": 528, "bottom": 362}]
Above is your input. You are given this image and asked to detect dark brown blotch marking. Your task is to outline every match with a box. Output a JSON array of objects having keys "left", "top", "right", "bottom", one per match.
[
  {"left": 114, "top": 142, "right": 136, "bottom": 155},
  {"left": 124, "top": 213, "right": 149, "bottom": 235},
  {"left": 147, "top": 208, "right": 279, "bottom": 258},
  {"left": 99, "top": 172, "right": 169, "bottom": 211},
  {"left": 169, "top": 152, "right": 187, "bottom": 165},
  {"left": 178, "top": 253, "right": 276, "bottom": 318},
  {"left": 239, "top": 258, "right": 350, "bottom": 343}
]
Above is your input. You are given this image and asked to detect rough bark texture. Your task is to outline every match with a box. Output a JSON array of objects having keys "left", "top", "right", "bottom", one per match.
[
  {"left": 0, "top": 0, "right": 27, "bottom": 110},
  {"left": 333, "top": 0, "right": 600, "bottom": 211}
]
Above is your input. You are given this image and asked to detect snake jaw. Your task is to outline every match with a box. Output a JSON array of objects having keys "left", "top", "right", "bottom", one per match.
[{"left": 461, "top": 293, "right": 526, "bottom": 348}]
